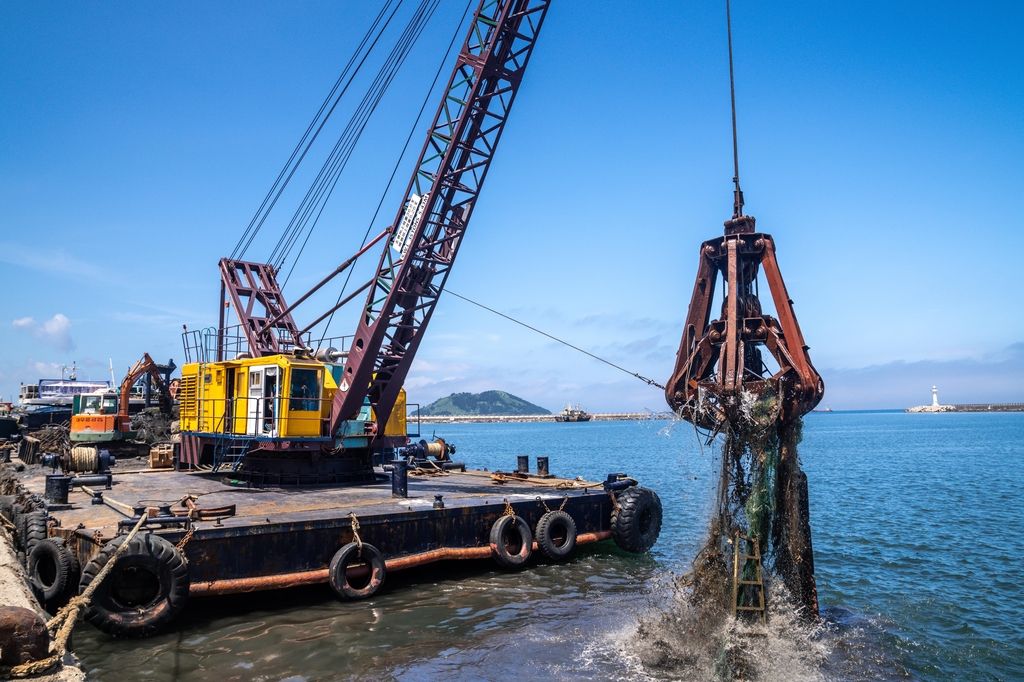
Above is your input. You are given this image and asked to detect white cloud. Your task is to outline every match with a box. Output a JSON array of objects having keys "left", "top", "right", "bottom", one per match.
[{"left": 12, "top": 314, "right": 76, "bottom": 352}]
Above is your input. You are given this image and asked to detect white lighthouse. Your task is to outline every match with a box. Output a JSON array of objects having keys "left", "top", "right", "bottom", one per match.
[{"left": 906, "top": 385, "right": 952, "bottom": 412}]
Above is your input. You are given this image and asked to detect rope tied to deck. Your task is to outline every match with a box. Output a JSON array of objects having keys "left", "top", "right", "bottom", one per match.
[
  {"left": 348, "top": 512, "right": 363, "bottom": 558},
  {"left": 0, "top": 515, "right": 149, "bottom": 679}
]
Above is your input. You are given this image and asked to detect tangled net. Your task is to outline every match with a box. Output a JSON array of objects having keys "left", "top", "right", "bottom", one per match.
[{"left": 632, "top": 388, "right": 820, "bottom": 680}]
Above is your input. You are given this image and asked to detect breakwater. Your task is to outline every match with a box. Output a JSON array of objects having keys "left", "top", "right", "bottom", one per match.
[
  {"left": 906, "top": 403, "right": 1024, "bottom": 413},
  {"left": 414, "top": 412, "right": 674, "bottom": 424},
  {"left": 950, "top": 403, "right": 1024, "bottom": 412}
]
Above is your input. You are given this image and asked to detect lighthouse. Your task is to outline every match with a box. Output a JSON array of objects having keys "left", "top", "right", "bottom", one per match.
[{"left": 932, "top": 386, "right": 939, "bottom": 407}]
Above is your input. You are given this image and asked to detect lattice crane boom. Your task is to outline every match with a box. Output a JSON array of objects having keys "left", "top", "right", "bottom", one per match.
[{"left": 329, "top": 0, "right": 551, "bottom": 436}]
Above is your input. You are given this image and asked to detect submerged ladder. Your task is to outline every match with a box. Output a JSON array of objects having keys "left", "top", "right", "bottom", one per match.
[{"left": 732, "top": 532, "right": 766, "bottom": 625}]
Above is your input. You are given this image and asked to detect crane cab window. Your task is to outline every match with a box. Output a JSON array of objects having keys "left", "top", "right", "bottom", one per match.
[
  {"left": 289, "top": 369, "right": 320, "bottom": 411},
  {"left": 81, "top": 396, "right": 102, "bottom": 414}
]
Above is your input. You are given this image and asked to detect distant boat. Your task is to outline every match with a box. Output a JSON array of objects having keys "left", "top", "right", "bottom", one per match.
[
  {"left": 824, "top": 404, "right": 833, "bottom": 412},
  {"left": 555, "top": 403, "right": 591, "bottom": 422}
]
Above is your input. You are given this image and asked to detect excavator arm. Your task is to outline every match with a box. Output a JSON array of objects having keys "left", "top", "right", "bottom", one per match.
[{"left": 119, "top": 353, "right": 173, "bottom": 419}]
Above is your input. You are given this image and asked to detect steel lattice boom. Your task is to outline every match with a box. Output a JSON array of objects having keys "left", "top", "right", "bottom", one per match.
[{"left": 330, "top": 0, "right": 551, "bottom": 436}]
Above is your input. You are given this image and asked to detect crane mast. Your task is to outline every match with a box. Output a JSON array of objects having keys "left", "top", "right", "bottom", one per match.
[{"left": 330, "top": 0, "right": 551, "bottom": 437}]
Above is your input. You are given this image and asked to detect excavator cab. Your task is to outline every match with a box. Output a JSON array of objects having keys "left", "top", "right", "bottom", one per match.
[{"left": 76, "top": 391, "right": 118, "bottom": 416}]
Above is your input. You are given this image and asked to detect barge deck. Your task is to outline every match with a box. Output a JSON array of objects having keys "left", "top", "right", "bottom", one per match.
[
  {"left": 24, "top": 466, "right": 616, "bottom": 595},
  {"left": 4, "top": 457, "right": 662, "bottom": 638}
]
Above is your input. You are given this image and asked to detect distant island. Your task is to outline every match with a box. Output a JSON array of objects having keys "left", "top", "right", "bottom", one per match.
[{"left": 419, "top": 391, "right": 551, "bottom": 416}]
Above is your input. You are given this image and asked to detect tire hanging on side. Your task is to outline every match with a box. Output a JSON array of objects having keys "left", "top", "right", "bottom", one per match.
[
  {"left": 489, "top": 515, "right": 533, "bottom": 568},
  {"left": 610, "top": 486, "right": 663, "bottom": 554},
  {"left": 328, "top": 542, "right": 386, "bottom": 601},
  {"left": 535, "top": 510, "right": 577, "bottom": 561},
  {"left": 79, "top": 532, "right": 190, "bottom": 637},
  {"left": 28, "top": 537, "right": 79, "bottom": 609}
]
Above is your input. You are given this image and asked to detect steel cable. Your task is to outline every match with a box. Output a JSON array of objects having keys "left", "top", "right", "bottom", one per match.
[
  {"left": 445, "top": 290, "right": 667, "bottom": 390},
  {"left": 312, "top": 0, "right": 475, "bottom": 350},
  {"left": 232, "top": 0, "right": 404, "bottom": 261},
  {"left": 272, "top": 0, "right": 441, "bottom": 276}
]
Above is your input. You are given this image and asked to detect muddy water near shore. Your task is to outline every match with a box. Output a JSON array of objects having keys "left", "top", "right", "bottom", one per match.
[{"left": 73, "top": 414, "right": 1024, "bottom": 681}]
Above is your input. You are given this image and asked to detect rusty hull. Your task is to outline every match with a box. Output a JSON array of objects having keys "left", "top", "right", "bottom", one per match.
[{"left": 23, "top": 468, "right": 613, "bottom": 596}]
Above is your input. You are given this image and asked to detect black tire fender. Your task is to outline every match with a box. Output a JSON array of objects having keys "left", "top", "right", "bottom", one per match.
[
  {"left": 28, "top": 537, "right": 79, "bottom": 607},
  {"left": 611, "top": 486, "right": 663, "bottom": 554},
  {"left": 535, "top": 510, "right": 577, "bottom": 561},
  {"left": 24, "top": 511, "right": 48, "bottom": 556},
  {"left": 328, "top": 542, "right": 386, "bottom": 601},
  {"left": 489, "top": 514, "right": 533, "bottom": 568},
  {"left": 79, "top": 532, "right": 190, "bottom": 638},
  {"left": 12, "top": 503, "right": 26, "bottom": 550}
]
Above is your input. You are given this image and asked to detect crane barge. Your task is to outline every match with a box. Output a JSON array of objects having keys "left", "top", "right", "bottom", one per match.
[{"left": 4, "top": 0, "right": 663, "bottom": 640}]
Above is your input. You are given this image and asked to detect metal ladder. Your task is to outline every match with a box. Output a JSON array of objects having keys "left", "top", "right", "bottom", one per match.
[
  {"left": 732, "top": 533, "right": 766, "bottom": 625},
  {"left": 212, "top": 437, "right": 250, "bottom": 473}
]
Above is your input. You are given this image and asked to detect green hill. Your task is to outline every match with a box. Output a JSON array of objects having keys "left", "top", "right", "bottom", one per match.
[{"left": 419, "top": 391, "right": 551, "bottom": 416}]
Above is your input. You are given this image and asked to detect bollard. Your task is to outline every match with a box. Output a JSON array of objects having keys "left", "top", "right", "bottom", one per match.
[
  {"left": 537, "top": 456, "right": 550, "bottom": 477},
  {"left": 517, "top": 455, "right": 530, "bottom": 474},
  {"left": 392, "top": 459, "right": 408, "bottom": 498},
  {"left": 44, "top": 474, "right": 72, "bottom": 504}
]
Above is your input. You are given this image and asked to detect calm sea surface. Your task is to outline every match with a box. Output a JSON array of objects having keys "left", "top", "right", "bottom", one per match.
[{"left": 73, "top": 412, "right": 1024, "bottom": 681}]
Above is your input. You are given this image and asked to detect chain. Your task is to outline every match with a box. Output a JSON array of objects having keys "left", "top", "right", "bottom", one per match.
[
  {"left": 537, "top": 494, "right": 571, "bottom": 514},
  {"left": 175, "top": 525, "right": 195, "bottom": 554},
  {"left": 502, "top": 499, "right": 516, "bottom": 526},
  {"left": 348, "top": 512, "right": 362, "bottom": 558}
]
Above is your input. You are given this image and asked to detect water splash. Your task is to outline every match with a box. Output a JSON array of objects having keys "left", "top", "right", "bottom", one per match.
[{"left": 629, "top": 581, "right": 828, "bottom": 681}]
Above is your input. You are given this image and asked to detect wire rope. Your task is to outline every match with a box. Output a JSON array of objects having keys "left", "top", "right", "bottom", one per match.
[
  {"left": 444, "top": 290, "right": 666, "bottom": 390},
  {"left": 312, "top": 0, "right": 475, "bottom": 350},
  {"left": 273, "top": 0, "right": 441, "bottom": 277},
  {"left": 232, "top": 0, "right": 405, "bottom": 261},
  {"left": 726, "top": 0, "right": 744, "bottom": 218}
]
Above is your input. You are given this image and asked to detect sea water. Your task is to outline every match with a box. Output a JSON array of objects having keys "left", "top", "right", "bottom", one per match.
[{"left": 73, "top": 412, "right": 1024, "bottom": 681}]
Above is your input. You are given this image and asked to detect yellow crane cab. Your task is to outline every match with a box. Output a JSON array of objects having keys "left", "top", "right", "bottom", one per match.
[{"left": 178, "top": 353, "right": 406, "bottom": 451}]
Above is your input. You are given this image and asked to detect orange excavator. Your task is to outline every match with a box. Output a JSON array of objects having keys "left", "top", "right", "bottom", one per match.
[{"left": 66, "top": 353, "right": 172, "bottom": 471}]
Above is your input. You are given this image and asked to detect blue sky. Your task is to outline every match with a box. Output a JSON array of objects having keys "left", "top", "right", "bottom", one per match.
[{"left": 1, "top": 1, "right": 1021, "bottom": 411}]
